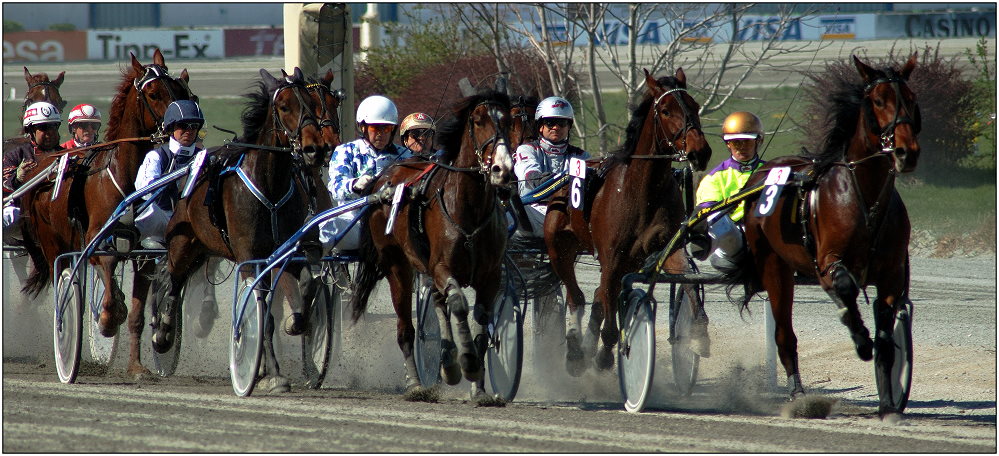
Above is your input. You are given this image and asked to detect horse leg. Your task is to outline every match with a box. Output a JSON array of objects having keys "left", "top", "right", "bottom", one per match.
[
  {"left": 125, "top": 259, "right": 155, "bottom": 379},
  {"left": 665, "top": 251, "right": 711, "bottom": 357},
  {"left": 95, "top": 256, "right": 127, "bottom": 337},
  {"left": 470, "top": 275, "right": 501, "bottom": 399},
  {"left": 435, "top": 270, "right": 480, "bottom": 382},
  {"left": 872, "top": 261, "right": 910, "bottom": 417},
  {"left": 824, "top": 262, "right": 873, "bottom": 361},
  {"left": 278, "top": 265, "right": 305, "bottom": 337},
  {"left": 760, "top": 253, "right": 805, "bottom": 399},
  {"left": 593, "top": 267, "right": 625, "bottom": 371},
  {"left": 547, "top": 232, "right": 589, "bottom": 376},
  {"left": 433, "top": 287, "right": 461, "bottom": 385},
  {"left": 385, "top": 266, "right": 420, "bottom": 392},
  {"left": 257, "top": 293, "right": 290, "bottom": 394},
  {"left": 149, "top": 259, "right": 188, "bottom": 354}
]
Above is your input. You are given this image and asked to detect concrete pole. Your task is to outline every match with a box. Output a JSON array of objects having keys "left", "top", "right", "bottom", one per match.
[
  {"left": 283, "top": 3, "right": 304, "bottom": 75},
  {"left": 358, "top": 3, "right": 379, "bottom": 62}
]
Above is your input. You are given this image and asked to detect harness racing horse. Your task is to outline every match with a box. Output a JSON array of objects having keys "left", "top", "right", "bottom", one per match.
[
  {"left": 3, "top": 67, "right": 68, "bottom": 152},
  {"left": 349, "top": 91, "right": 513, "bottom": 395},
  {"left": 147, "top": 67, "right": 337, "bottom": 393},
  {"left": 509, "top": 95, "right": 538, "bottom": 150},
  {"left": 18, "top": 49, "right": 195, "bottom": 378},
  {"left": 544, "top": 69, "right": 712, "bottom": 375},
  {"left": 742, "top": 54, "right": 921, "bottom": 417}
]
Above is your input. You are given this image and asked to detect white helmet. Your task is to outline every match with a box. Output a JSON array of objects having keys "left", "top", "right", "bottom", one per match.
[
  {"left": 356, "top": 95, "right": 398, "bottom": 125},
  {"left": 22, "top": 101, "right": 61, "bottom": 128},
  {"left": 67, "top": 103, "right": 102, "bottom": 126},
  {"left": 535, "top": 96, "right": 574, "bottom": 121}
]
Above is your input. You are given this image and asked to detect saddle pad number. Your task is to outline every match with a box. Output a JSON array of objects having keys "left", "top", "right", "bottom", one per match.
[
  {"left": 569, "top": 157, "right": 586, "bottom": 210},
  {"left": 755, "top": 166, "right": 790, "bottom": 217},
  {"left": 568, "top": 157, "right": 586, "bottom": 178},
  {"left": 181, "top": 149, "right": 208, "bottom": 200},
  {"left": 385, "top": 183, "right": 406, "bottom": 235},
  {"left": 50, "top": 154, "right": 70, "bottom": 201}
]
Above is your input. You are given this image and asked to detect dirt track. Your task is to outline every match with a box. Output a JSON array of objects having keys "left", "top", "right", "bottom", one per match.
[{"left": 2, "top": 253, "right": 995, "bottom": 452}]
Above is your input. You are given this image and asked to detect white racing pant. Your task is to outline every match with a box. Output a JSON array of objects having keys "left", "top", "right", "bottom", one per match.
[
  {"left": 318, "top": 212, "right": 363, "bottom": 253},
  {"left": 3, "top": 205, "right": 22, "bottom": 242},
  {"left": 134, "top": 203, "right": 172, "bottom": 243},
  {"left": 521, "top": 203, "right": 547, "bottom": 236}
]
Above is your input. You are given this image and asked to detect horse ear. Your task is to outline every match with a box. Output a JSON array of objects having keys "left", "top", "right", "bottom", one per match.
[
  {"left": 260, "top": 69, "right": 280, "bottom": 91},
  {"left": 675, "top": 67, "right": 687, "bottom": 88},
  {"left": 23, "top": 67, "right": 31, "bottom": 83},
  {"left": 852, "top": 55, "right": 875, "bottom": 82},
  {"left": 52, "top": 71, "right": 65, "bottom": 87},
  {"left": 323, "top": 69, "right": 335, "bottom": 86},
  {"left": 644, "top": 69, "right": 658, "bottom": 92},
  {"left": 152, "top": 48, "right": 165, "bottom": 67},
  {"left": 130, "top": 53, "right": 144, "bottom": 75},
  {"left": 901, "top": 52, "right": 918, "bottom": 80},
  {"left": 293, "top": 67, "right": 305, "bottom": 82},
  {"left": 180, "top": 68, "right": 190, "bottom": 83}
]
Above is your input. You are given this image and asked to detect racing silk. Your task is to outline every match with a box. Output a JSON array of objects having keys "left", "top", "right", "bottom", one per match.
[
  {"left": 2, "top": 141, "right": 62, "bottom": 193},
  {"left": 327, "top": 138, "right": 411, "bottom": 202},
  {"left": 695, "top": 155, "right": 765, "bottom": 222},
  {"left": 60, "top": 139, "right": 93, "bottom": 150},
  {"left": 513, "top": 138, "right": 588, "bottom": 195},
  {"left": 135, "top": 137, "right": 201, "bottom": 212}
]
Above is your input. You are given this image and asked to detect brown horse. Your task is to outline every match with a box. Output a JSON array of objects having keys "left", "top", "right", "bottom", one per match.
[
  {"left": 742, "top": 54, "right": 920, "bottom": 417},
  {"left": 3, "top": 67, "right": 68, "bottom": 153},
  {"left": 19, "top": 49, "right": 194, "bottom": 377},
  {"left": 509, "top": 95, "right": 538, "bottom": 150},
  {"left": 349, "top": 91, "right": 513, "bottom": 395},
  {"left": 543, "top": 69, "right": 712, "bottom": 375},
  {"left": 147, "top": 67, "right": 338, "bottom": 393}
]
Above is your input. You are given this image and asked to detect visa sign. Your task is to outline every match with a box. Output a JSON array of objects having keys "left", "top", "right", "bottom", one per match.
[{"left": 736, "top": 17, "right": 802, "bottom": 41}]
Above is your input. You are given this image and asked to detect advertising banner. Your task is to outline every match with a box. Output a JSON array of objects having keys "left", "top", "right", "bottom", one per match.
[
  {"left": 876, "top": 12, "right": 996, "bottom": 39},
  {"left": 87, "top": 30, "right": 225, "bottom": 60},
  {"left": 225, "top": 28, "right": 285, "bottom": 57},
  {"left": 3, "top": 31, "right": 88, "bottom": 62}
]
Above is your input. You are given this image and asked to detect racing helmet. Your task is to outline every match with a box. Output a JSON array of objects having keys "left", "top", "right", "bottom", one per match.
[
  {"left": 162, "top": 100, "right": 204, "bottom": 130},
  {"left": 400, "top": 112, "right": 434, "bottom": 137},
  {"left": 67, "top": 104, "right": 102, "bottom": 129},
  {"left": 534, "top": 96, "right": 574, "bottom": 121},
  {"left": 722, "top": 111, "right": 763, "bottom": 141},
  {"left": 356, "top": 95, "right": 398, "bottom": 126},
  {"left": 22, "top": 101, "right": 61, "bottom": 128}
]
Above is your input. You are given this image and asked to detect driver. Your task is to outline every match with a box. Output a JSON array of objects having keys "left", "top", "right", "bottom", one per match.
[{"left": 61, "top": 103, "right": 102, "bottom": 149}]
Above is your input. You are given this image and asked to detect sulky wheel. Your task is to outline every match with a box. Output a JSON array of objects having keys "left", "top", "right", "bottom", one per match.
[
  {"left": 150, "top": 284, "right": 184, "bottom": 377},
  {"left": 413, "top": 274, "right": 442, "bottom": 388},
  {"left": 618, "top": 288, "right": 656, "bottom": 413},
  {"left": 531, "top": 287, "right": 566, "bottom": 376},
  {"left": 301, "top": 278, "right": 333, "bottom": 389},
  {"left": 230, "top": 277, "right": 265, "bottom": 397},
  {"left": 86, "top": 261, "right": 121, "bottom": 367},
  {"left": 670, "top": 287, "right": 700, "bottom": 396},
  {"left": 487, "top": 285, "right": 524, "bottom": 402},
  {"left": 53, "top": 267, "right": 84, "bottom": 384}
]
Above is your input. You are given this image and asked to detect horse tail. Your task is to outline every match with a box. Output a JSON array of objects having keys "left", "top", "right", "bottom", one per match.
[
  {"left": 348, "top": 217, "right": 384, "bottom": 323},
  {"left": 19, "top": 212, "right": 51, "bottom": 298}
]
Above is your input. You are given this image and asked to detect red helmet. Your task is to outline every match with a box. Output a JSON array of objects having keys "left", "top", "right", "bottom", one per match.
[{"left": 67, "top": 104, "right": 102, "bottom": 126}]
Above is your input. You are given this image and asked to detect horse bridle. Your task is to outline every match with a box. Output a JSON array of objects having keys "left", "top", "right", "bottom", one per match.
[
  {"left": 306, "top": 83, "right": 345, "bottom": 134},
  {"left": 23, "top": 80, "right": 66, "bottom": 111},
  {"left": 651, "top": 87, "right": 701, "bottom": 161},
  {"left": 862, "top": 70, "right": 920, "bottom": 155},
  {"left": 133, "top": 64, "right": 194, "bottom": 138},
  {"left": 465, "top": 101, "right": 510, "bottom": 178},
  {"left": 269, "top": 79, "right": 324, "bottom": 153}
]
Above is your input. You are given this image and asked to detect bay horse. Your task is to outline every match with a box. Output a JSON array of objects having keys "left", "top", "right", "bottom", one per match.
[
  {"left": 741, "top": 53, "right": 921, "bottom": 417},
  {"left": 349, "top": 91, "right": 513, "bottom": 395},
  {"left": 543, "top": 69, "right": 712, "bottom": 375},
  {"left": 147, "top": 67, "right": 338, "bottom": 393},
  {"left": 509, "top": 95, "right": 538, "bottom": 150},
  {"left": 3, "top": 67, "right": 67, "bottom": 153},
  {"left": 18, "top": 49, "right": 195, "bottom": 377}
]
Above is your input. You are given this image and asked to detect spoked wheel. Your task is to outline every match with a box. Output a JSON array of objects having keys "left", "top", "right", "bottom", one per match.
[
  {"left": 531, "top": 287, "right": 566, "bottom": 375},
  {"left": 618, "top": 289, "right": 656, "bottom": 413},
  {"left": 150, "top": 285, "right": 184, "bottom": 377},
  {"left": 86, "top": 261, "right": 121, "bottom": 367},
  {"left": 301, "top": 279, "right": 333, "bottom": 389},
  {"left": 670, "top": 287, "right": 700, "bottom": 396},
  {"left": 413, "top": 274, "right": 442, "bottom": 388},
  {"left": 487, "top": 286, "right": 524, "bottom": 402},
  {"left": 875, "top": 300, "right": 913, "bottom": 413},
  {"left": 53, "top": 267, "right": 83, "bottom": 384},
  {"left": 231, "top": 277, "right": 266, "bottom": 397}
]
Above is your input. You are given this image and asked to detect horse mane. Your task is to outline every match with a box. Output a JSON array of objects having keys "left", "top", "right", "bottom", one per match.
[
  {"left": 606, "top": 75, "right": 683, "bottom": 166},
  {"left": 436, "top": 90, "right": 511, "bottom": 163},
  {"left": 103, "top": 68, "right": 137, "bottom": 140},
  {"left": 240, "top": 80, "right": 273, "bottom": 143},
  {"left": 802, "top": 70, "right": 866, "bottom": 172}
]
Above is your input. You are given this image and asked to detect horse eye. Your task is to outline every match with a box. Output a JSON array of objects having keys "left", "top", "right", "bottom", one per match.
[{"left": 873, "top": 98, "right": 884, "bottom": 108}]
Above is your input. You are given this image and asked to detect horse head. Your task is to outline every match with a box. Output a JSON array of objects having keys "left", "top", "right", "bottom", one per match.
[
  {"left": 23, "top": 67, "right": 66, "bottom": 112},
  {"left": 465, "top": 92, "right": 513, "bottom": 187},
  {"left": 853, "top": 53, "right": 921, "bottom": 173},
  {"left": 120, "top": 49, "right": 195, "bottom": 139},
  {"left": 643, "top": 68, "right": 711, "bottom": 171},
  {"left": 509, "top": 95, "right": 538, "bottom": 151},
  {"left": 305, "top": 69, "right": 345, "bottom": 166},
  {"left": 260, "top": 68, "right": 328, "bottom": 167}
]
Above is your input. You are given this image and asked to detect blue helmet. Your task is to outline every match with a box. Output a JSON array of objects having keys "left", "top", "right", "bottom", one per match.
[{"left": 162, "top": 100, "right": 204, "bottom": 130}]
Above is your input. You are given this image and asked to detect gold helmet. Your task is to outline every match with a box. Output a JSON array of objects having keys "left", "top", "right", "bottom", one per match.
[
  {"left": 400, "top": 112, "right": 434, "bottom": 137},
  {"left": 722, "top": 111, "right": 763, "bottom": 141}
]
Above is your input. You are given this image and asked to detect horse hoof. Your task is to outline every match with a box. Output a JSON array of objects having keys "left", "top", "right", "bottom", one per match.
[
  {"left": 260, "top": 376, "right": 291, "bottom": 394},
  {"left": 284, "top": 312, "right": 305, "bottom": 336},
  {"left": 471, "top": 387, "right": 506, "bottom": 407},
  {"left": 881, "top": 412, "right": 905, "bottom": 425},
  {"left": 98, "top": 311, "right": 120, "bottom": 338},
  {"left": 441, "top": 344, "right": 462, "bottom": 386},
  {"left": 192, "top": 298, "right": 218, "bottom": 339},
  {"left": 856, "top": 338, "right": 874, "bottom": 361},
  {"left": 151, "top": 327, "right": 174, "bottom": 354},
  {"left": 404, "top": 385, "right": 441, "bottom": 403},
  {"left": 595, "top": 346, "right": 615, "bottom": 371},
  {"left": 127, "top": 364, "right": 154, "bottom": 381},
  {"left": 459, "top": 353, "right": 482, "bottom": 382}
]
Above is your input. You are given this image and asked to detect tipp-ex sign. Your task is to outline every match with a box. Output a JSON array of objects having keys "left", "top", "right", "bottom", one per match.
[{"left": 87, "top": 30, "right": 224, "bottom": 60}]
